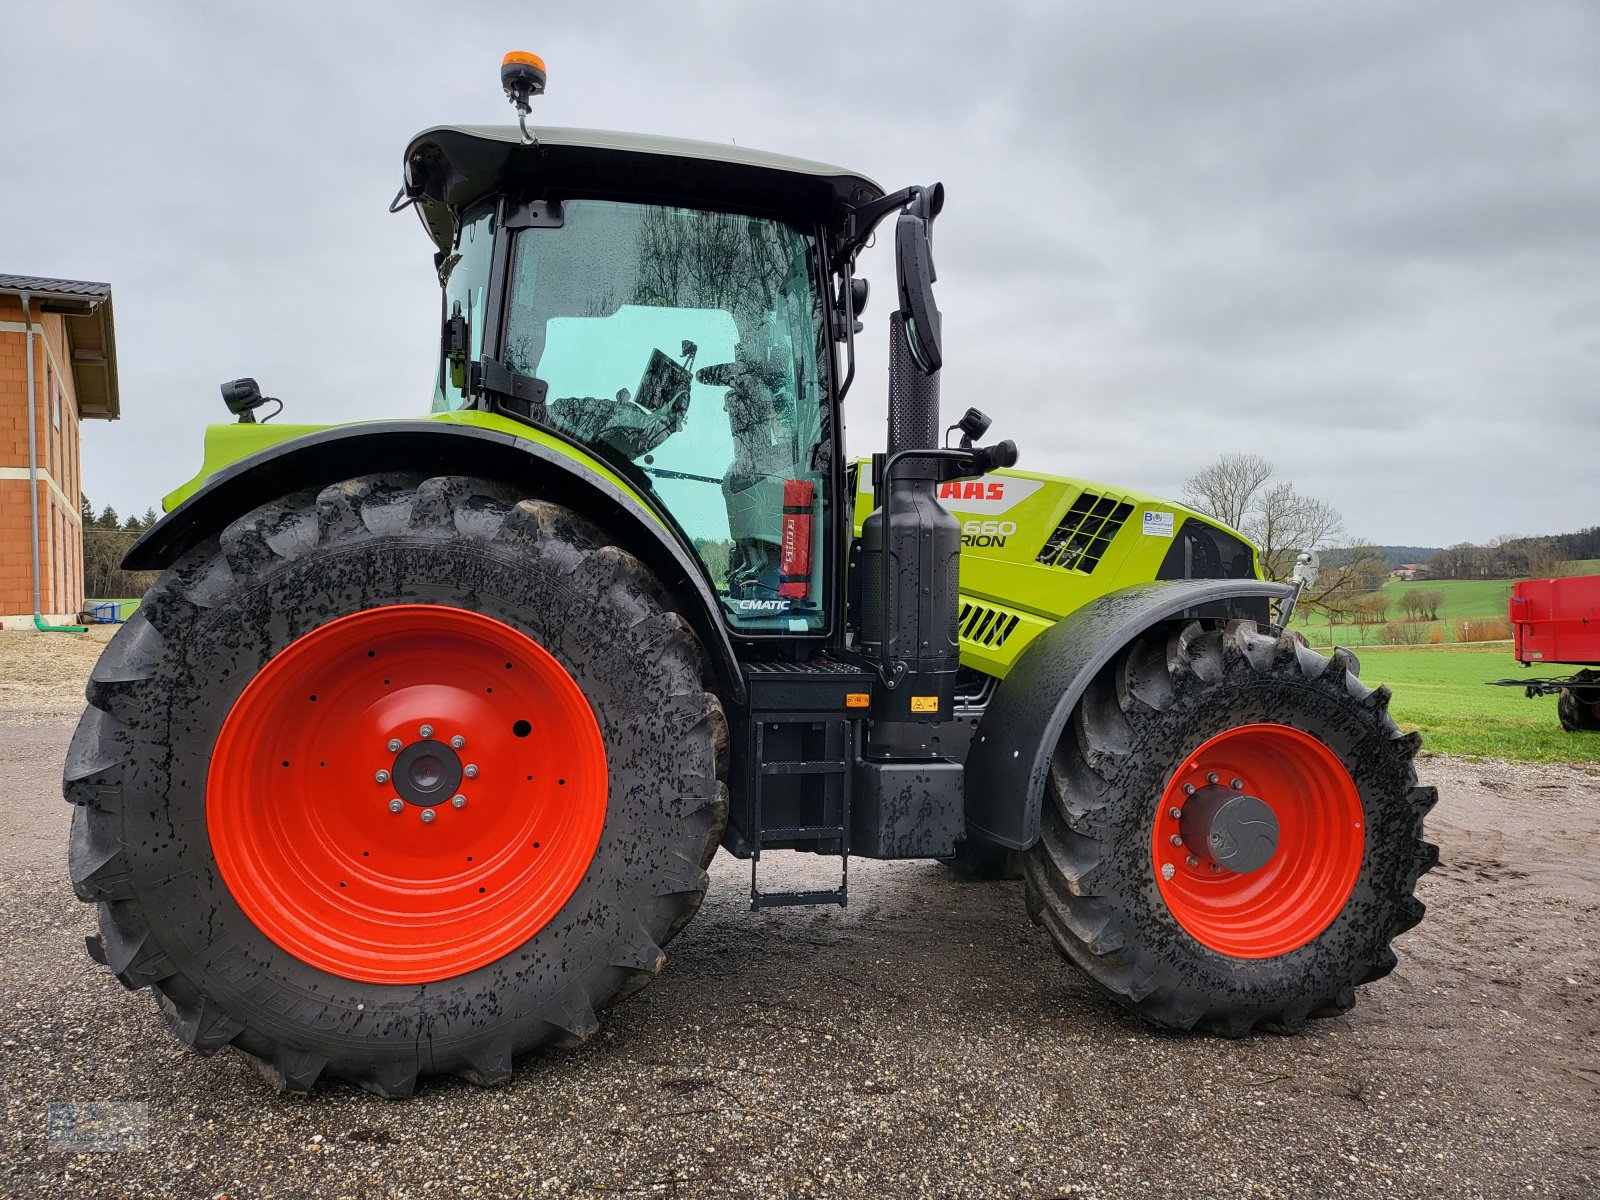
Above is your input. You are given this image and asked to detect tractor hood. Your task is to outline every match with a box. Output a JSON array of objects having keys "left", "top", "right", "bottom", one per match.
[{"left": 399, "top": 124, "right": 885, "bottom": 254}]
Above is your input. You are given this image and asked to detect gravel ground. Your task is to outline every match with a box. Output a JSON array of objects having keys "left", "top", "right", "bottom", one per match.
[{"left": 1, "top": 630, "right": 1597, "bottom": 1199}]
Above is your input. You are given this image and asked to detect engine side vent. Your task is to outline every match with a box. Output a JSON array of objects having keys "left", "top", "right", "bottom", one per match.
[
  {"left": 1036, "top": 491, "right": 1135, "bottom": 573},
  {"left": 959, "top": 601, "right": 1022, "bottom": 647}
]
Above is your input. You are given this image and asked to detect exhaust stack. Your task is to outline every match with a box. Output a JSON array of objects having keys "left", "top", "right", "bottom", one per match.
[{"left": 859, "top": 190, "right": 963, "bottom": 757}]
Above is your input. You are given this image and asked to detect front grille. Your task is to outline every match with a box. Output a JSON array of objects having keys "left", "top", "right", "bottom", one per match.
[
  {"left": 959, "top": 601, "right": 1022, "bottom": 647},
  {"left": 1036, "top": 491, "right": 1135, "bottom": 573}
]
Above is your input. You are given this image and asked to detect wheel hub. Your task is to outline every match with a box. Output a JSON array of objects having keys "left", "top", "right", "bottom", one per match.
[
  {"left": 1151, "top": 723, "right": 1365, "bottom": 959},
  {"left": 391, "top": 738, "right": 463, "bottom": 808},
  {"left": 1179, "top": 784, "right": 1279, "bottom": 874}
]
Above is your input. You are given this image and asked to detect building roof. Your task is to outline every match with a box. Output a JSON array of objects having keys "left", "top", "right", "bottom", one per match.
[
  {"left": 0, "top": 274, "right": 110, "bottom": 301},
  {"left": 0, "top": 275, "right": 119, "bottom": 420},
  {"left": 400, "top": 125, "right": 885, "bottom": 255}
]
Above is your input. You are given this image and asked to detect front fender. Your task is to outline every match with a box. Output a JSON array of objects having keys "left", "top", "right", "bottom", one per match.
[
  {"left": 963, "top": 578, "right": 1294, "bottom": 850},
  {"left": 125, "top": 420, "right": 746, "bottom": 703}
]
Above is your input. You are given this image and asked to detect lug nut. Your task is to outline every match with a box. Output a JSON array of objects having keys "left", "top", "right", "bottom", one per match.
[
  {"left": 387, "top": 798, "right": 404, "bottom": 813},
  {"left": 451, "top": 794, "right": 466, "bottom": 809},
  {"left": 420, "top": 724, "right": 434, "bottom": 739},
  {"left": 1160, "top": 863, "right": 1176, "bottom": 881},
  {"left": 1230, "top": 778, "right": 1244, "bottom": 790},
  {"left": 450, "top": 735, "right": 466, "bottom": 750},
  {"left": 464, "top": 764, "right": 479, "bottom": 779},
  {"left": 387, "top": 738, "right": 403, "bottom": 753},
  {"left": 1209, "top": 863, "right": 1223, "bottom": 873},
  {"left": 1183, "top": 783, "right": 1196, "bottom": 795},
  {"left": 1168, "top": 806, "right": 1183, "bottom": 819},
  {"left": 375, "top": 769, "right": 390, "bottom": 784},
  {"left": 1186, "top": 855, "right": 1200, "bottom": 868},
  {"left": 1169, "top": 834, "right": 1184, "bottom": 847},
  {"left": 420, "top": 809, "right": 436, "bottom": 824},
  {"left": 1206, "top": 772, "right": 1219, "bottom": 784}
]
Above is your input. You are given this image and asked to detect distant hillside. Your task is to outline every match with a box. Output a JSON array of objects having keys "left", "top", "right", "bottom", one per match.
[
  {"left": 1320, "top": 545, "right": 1441, "bottom": 569},
  {"left": 1520, "top": 526, "right": 1600, "bottom": 562}
]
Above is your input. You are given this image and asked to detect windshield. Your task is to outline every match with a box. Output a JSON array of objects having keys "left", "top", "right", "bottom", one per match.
[{"left": 503, "top": 200, "right": 830, "bottom": 633}]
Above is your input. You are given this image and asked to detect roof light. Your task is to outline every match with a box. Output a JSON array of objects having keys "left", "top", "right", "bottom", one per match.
[{"left": 501, "top": 51, "right": 547, "bottom": 145}]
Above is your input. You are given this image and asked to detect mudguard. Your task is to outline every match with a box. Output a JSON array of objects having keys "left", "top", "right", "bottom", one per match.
[
  {"left": 963, "top": 578, "right": 1294, "bottom": 850},
  {"left": 124, "top": 420, "right": 746, "bottom": 703}
]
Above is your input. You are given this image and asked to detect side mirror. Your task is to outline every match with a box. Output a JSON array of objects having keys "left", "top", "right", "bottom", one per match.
[{"left": 895, "top": 183, "right": 945, "bottom": 374}]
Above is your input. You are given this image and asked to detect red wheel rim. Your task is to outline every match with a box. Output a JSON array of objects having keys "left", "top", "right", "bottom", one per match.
[
  {"left": 1151, "top": 723, "right": 1364, "bottom": 959},
  {"left": 208, "top": 605, "right": 608, "bottom": 985}
]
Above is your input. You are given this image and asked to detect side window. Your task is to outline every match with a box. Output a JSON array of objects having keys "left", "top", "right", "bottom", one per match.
[{"left": 432, "top": 203, "right": 495, "bottom": 412}]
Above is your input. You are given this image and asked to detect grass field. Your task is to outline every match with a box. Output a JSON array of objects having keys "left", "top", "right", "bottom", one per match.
[
  {"left": 1294, "top": 577, "right": 1515, "bottom": 646},
  {"left": 1357, "top": 643, "right": 1598, "bottom": 764}
]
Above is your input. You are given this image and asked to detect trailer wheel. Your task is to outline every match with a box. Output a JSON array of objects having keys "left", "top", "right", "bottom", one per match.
[
  {"left": 64, "top": 475, "right": 727, "bottom": 1095},
  {"left": 1022, "top": 620, "right": 1437, "bottom": 1035},
  {"left": 1557, "top": 671, "right": 1600, "bottom": 732}
]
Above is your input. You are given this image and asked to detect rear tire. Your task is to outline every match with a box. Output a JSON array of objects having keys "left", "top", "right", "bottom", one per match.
[
  {"left": 1557, "top": 671, "right": 1600, "bottom": 732},
  {"left": 64, "top": 474, "right": 728, "bottom": 1095},
  {"left": 1022, "top": 620, "right": 1437, "bottom": 1035}
]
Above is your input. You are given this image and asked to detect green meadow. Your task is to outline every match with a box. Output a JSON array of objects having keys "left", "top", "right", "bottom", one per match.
[
  {"left": 1353, "top": 643, "right": 1597, "bottom": 764},
  {"left": 1294, "top": 577, "right": 1516, "bottom": 646}
]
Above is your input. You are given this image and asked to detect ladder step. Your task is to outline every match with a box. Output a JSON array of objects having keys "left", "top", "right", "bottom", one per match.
[
  {"left": 759, "top": 761, "right": 847, "bottom": 777},
  {"left": 759, "top": 825, "right": 846, "bottom": 841},
  {"left": 752, "top": 889, "right": 848, "bottom": 910}
]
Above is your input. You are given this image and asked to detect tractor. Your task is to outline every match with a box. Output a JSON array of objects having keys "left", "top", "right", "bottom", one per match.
[{"left": 64, "top": 54, "right": 1436, "bottom": 1096}]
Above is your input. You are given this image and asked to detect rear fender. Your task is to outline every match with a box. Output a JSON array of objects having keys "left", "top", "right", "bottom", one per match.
[
  {"left": 963, "top": 579, "right": 1294, "bottom": 850},
  {"left": 125, "top": 420, "right": 745, "bottom": 703}
]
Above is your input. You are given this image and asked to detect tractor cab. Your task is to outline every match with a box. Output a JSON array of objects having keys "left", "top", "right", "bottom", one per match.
[{"left": 396, "top": 122, "right": 886, "bottom": 637}]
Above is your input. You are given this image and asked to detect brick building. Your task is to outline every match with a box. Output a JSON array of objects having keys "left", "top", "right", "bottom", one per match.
[{"left": 1, "top": 276, "right": 119, "bottom": 626}]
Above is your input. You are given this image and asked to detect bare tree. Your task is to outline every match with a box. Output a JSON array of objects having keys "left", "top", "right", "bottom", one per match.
[
  {"left": 1388, "top": 587, "right": 1443, "bottom": 622},
  {"left": 1252, "top": 484, "right": 1345, "bottom": 579},
  {"left": 1181, "top": 452, "right": 1273, "bottom": 530},
  {"left": 1522, "top": 538, "right": 1569, "bottom": 580},
  {"left": 1486, "top": 534, "right": 1529, "bottom": 579},
  {"left": 1431, "top": 542, "right": 1487, "bottom": 580},
  {"left": 1351, "top": 592, "right": 1390, "bottom": 639},
  {"left": 1299, "top": 541, "right": 1389, "bottom": 623},
  {"left": 1379, "top": 620, "right": 1429, "bottom": 645},
  {"left": 1182, "top": 453, "right": 1345, "bottom": 581}
]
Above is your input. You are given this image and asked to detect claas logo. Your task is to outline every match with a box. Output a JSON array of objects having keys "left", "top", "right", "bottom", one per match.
[
  {"left": 933, "top": 475, "right": 1043, "bottom": 516},
  {"left": 939, "top": 481, "right": 1006, "bottom": 501}
]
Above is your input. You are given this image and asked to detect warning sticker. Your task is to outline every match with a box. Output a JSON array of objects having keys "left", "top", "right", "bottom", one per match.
[
  {"left": 909, "top": 696, "right": 939, "bottom": 713},
  {"left": 1142, "top": 510, "right": 1175, "bottom": 538}
]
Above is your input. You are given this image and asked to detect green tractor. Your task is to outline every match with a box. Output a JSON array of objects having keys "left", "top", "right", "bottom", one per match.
[{"left": 64, "top": 54, "right": 1436, "bottom": 1096}]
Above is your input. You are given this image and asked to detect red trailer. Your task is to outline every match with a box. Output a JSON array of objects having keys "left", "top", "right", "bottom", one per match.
[{"left": 1492, "top": 575, "right": 1600, "bottom": 731}]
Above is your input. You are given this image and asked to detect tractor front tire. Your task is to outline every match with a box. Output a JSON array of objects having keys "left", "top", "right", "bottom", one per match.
[
  {"left": 65, "top": 475, "right": 728, "bottom": 1095},
  {"left": 1022, "top": 620, "right": 1437, "bottom": 1035},
  {"left": 1557, "top": 671, "right": 1600, "bottom": 732}
]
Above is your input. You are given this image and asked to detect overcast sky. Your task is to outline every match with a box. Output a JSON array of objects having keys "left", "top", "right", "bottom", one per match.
[{"left": 3, "top": 1, "right": 1596, "bottom": 545}]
